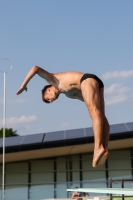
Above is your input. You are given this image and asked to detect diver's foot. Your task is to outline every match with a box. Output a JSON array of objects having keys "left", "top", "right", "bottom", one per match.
[
  {"left": 97, "top": 151, "right": 109, "bottom": 166},
  {"left": 92, "top": 146, "right": 105, "bottom": 168}
]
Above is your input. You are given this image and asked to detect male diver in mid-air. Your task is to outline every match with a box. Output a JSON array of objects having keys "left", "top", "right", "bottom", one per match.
[{"left": 16, "top": 66, "right": 110, "bottom": 168}]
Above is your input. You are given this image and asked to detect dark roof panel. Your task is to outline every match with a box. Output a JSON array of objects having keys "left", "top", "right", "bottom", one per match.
[
  {"left": 109, "top": 123, "right": 128, "bottom": 134},
  {"left": 0, "top": 122, "right": 133, "bottom": 153},
  {"left": 0, "top": 135, "right": 24, "bottom": 147},
  {"left": 126, "top": 122, "right": 133, "bottom": 131},
  {"left": 44, "top": 130, "right": 64, "bottom": 142},
  {"left": 22, "top": 133, "right": 44, "bottom": 145},
  {"left": 85, "top": 127, "right": 93, "bottom": 137},
  {"left": 65, "top": 128, "right": 84, "bottom": 139}
]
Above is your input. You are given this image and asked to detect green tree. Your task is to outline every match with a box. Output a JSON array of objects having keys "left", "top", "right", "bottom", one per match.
[{"left": 0, "top": 128, "right": 19, "bottom": 138}]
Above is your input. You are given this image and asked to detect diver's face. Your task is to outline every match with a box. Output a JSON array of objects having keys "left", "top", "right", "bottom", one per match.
[{"left": 44, "top": 88, "right": 58, "bottom": 103}]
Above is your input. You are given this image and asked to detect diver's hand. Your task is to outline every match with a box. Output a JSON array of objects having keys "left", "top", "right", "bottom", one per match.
[{"left": 16, "top": 85, "right": 27, "bottom": 95}]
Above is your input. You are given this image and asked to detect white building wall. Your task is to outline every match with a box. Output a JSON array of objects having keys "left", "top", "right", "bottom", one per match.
[{"left": 0, "top": 149, "right": 132, "bottom": 200}]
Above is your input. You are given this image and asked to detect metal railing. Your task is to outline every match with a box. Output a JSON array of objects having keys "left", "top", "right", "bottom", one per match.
[{"left": 109, "top": 178, "right": 133, "bottom": 200}]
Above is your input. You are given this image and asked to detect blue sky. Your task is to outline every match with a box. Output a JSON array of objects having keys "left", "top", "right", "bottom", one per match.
[{"left": 0, "top": 0, "right": 133, "bottom": 136}]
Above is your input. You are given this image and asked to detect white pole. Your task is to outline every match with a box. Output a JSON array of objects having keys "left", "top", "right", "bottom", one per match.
[
  {"left": 2, "top": 72, "right": 6, "bottom": 200},
  {"left": 0, "top": 58, "right": 12, "bottom": 200}
]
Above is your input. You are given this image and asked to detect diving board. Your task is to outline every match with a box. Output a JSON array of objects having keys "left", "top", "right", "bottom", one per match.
[{"left": 67, "top": 188, "right": 133, "bottom": 195}]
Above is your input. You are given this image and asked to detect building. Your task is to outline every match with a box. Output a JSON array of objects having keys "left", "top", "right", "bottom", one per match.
[{"left": 0, "top": 122, "right": 133, "bottom": 200}]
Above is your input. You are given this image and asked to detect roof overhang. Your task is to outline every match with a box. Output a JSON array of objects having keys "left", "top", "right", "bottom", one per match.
[
  {"left": 0, "top": 122, "right": 133, "bottom": 163},
  {"left": 0, "top": 138, "right": 133, "bottom": 163}
]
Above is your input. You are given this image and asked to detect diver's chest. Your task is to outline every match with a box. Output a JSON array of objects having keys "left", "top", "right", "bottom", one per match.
[
  {"left": 58, "top": 81, "right": 77, "bottom": 91},
  {"left": 64, "top": 88, "right": 81, "bottom": 96}
]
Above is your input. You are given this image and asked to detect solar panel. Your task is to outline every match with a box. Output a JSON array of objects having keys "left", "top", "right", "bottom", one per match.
[
  {"left": 1, "top": 135, "right": 24, "bottom": 147},
  {"left": 21, "top": 133, "right": 44, "bottom": 145},
  {"left": 65, "top": 128, "right": 85, "bottom": 139},
  {"left": 125, "top": 122, "right": 133, "bottom": 131},
  {"left": 44, "top": 130, "right": 65, "bottom": 142},
  {"left": 85, "top": 127, "right": 93, "bottom": 137},
  {"left": 0, "top": 121, "right": 132, "bottom": 150},
  {"left": 110, "top": 123, "right": 128, "bottom": 134}
]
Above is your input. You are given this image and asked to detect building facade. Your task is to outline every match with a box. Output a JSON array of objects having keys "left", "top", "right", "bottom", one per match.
[{"left": 0, "top": 122, "right": 133, "bottom": 200}]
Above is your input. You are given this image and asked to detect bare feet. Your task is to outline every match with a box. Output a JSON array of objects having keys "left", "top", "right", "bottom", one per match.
[
  {"left": 97, "top": 151, "right": 109, "bottom": 167},
  {"left": 92, "top": 145, "right": 105, "bottom": 168}
]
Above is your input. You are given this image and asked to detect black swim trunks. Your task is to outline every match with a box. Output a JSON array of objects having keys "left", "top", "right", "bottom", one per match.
[{"left": 80, "top": 73, "right": 104, "bottom": 88}]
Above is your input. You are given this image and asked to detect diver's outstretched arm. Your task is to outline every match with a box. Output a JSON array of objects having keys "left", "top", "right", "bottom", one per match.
[{"left": 16, "top": 66, "right": 57, "bottom": 95}]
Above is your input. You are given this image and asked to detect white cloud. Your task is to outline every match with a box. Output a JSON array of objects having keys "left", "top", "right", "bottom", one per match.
[
  {"left": 6, "top": 115, "right": 37, "bottom": 125},
  {"left": 0, "top": 115, "right": 37, "bottom": 132},
  {"left": 105, "top": 95, "right": 127, "bottom": 105},
  {"left": 102, "top": 70, "right": 133, "bottom": 80},
  {"left": 105, "top": 83, "right": 130, "bottom": 95},
  {"left": 105, "top": 83, "right": 130, "bottom": 105}
]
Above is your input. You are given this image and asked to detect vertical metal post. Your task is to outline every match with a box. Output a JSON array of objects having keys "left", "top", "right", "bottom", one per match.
[
  {"left": 110, "top": 178, "right": 112, "bottom": 200},
  {"left": 79, "top": 154, "right": 82, "bottom": 188},
  {"left": 54, "top": 158, "right": 57, "bottom": 199},
  {"left": 122, "top": 178, "right": 124, "bottom": 200},
  {"left": 2, "top": 72, "right": 6, "bottom": 200},
  {"left": 0, "top": 58, "right": 12, "bottom": 200}
]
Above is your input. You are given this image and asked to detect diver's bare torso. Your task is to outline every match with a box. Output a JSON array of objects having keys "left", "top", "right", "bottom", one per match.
[{"left": 53, "top": 71, "right": 84, "bottom": 101}]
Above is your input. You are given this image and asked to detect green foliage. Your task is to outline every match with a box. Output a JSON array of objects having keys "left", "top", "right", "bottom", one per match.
[{"left": 0, "top": 128, "right": 19, "bottom": 138}]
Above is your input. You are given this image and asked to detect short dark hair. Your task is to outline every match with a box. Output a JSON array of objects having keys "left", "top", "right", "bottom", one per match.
[{"left": 41, "top": 85, "right": 52, "bottom": 103}]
